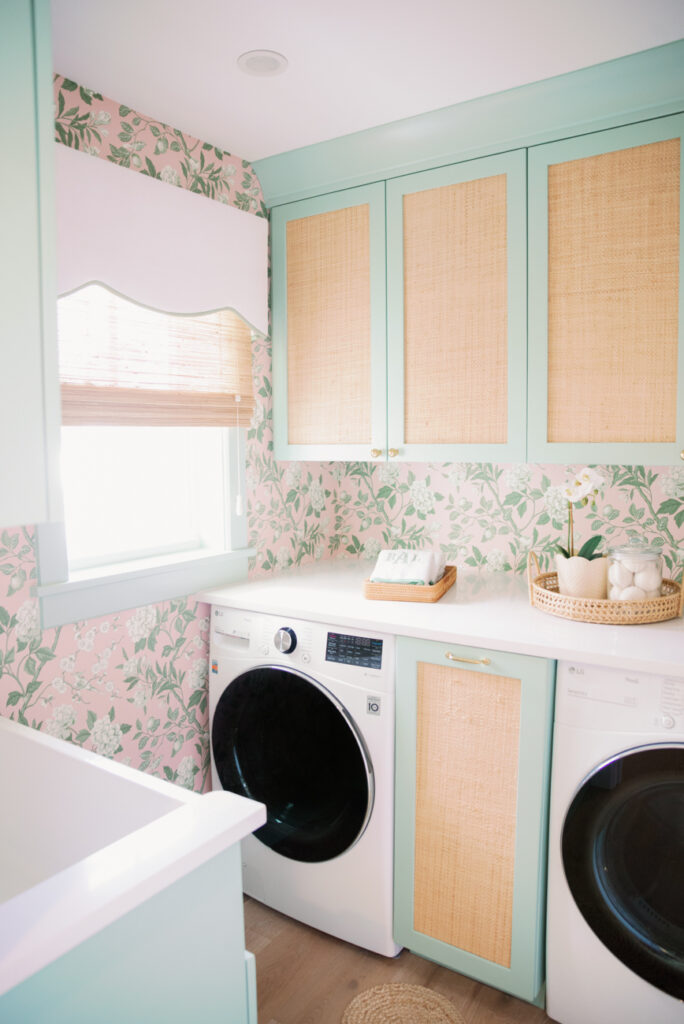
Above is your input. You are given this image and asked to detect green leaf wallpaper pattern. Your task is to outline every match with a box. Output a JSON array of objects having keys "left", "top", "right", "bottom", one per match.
[
  {"left": 246, "top": 335, "right": 684, "bottom": 580},
  {"left": 1, "top": 75, "right": 682, "bottom": 795},
  {"left": 54, "top": 74, "right": 267, "bottom": 217}
]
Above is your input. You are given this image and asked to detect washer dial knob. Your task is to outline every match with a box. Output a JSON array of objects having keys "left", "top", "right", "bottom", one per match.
[{"left": 274, "top": 627, "right": 297, "bottom": 654}]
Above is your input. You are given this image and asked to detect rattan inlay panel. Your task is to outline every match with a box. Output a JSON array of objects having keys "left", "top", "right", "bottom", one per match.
[
  {"left": 547, "top": 138, "right": 679, "bottom": 443},
  {"left": 414, "top": 661, "right": 521, "bottom": 967},
  {"left": 286, "top": 205, "right": 372, "bottom": 445},
  {"left": 403, "top": 174, "right": 508, "bottom": 445}
]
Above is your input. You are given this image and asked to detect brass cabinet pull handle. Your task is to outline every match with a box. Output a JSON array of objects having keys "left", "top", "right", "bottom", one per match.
[
  {"left": 370, "top": 448, "right": 383, "bottom": 458},
  {"left": 388, "top": 448, "right": 399, "bottom": 458},
  {"left": 445, "top": 652, "right": 491, "bottom": 666},
  {"left": 680, "top": 450, "right": 684, "bottom": 461}
]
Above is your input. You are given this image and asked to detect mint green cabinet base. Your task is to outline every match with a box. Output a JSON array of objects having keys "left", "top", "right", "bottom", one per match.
[
  {"left": 394, "top": 637, "right": 555, "bottom": 1004},
  {"left": 0, "top": 847, "right": 254, "bottom": 1024}
]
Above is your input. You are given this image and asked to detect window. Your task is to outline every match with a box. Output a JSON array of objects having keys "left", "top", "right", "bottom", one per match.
[
  {"left": 60, "top": 425, "right": 229, "bottom": 569},
  {"left": 37, "top": 285, "right": 255, "bottom": 627}
]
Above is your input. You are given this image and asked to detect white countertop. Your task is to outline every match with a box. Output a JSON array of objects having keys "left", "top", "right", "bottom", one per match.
[{"left": 199, "top": 560, "right": 684, "bottom": 677}]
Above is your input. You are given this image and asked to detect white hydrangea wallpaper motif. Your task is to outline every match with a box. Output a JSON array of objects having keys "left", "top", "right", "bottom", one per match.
[{"left": 1, "top": 76, "right": 682, "bottom": 795}]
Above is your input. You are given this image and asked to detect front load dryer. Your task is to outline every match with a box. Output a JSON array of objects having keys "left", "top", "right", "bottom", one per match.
[
  {"left": 209, "top": 607, "right": 400, "bottom": 957},
  {"left": 546, "top": 660, "right": 684, "bottom": 1024}
]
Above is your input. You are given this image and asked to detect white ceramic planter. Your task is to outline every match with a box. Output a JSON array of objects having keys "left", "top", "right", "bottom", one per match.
[{"left": 555, "top": 554, "right": 608, "bottom": 600}]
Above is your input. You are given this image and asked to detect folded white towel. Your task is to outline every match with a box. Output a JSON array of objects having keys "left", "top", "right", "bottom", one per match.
[{"left": 370, "top": 549, "right": 445, "bottom": 586}]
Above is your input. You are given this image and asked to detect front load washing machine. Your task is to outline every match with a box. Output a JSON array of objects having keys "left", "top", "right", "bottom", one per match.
[
  {"left": 546, "top": 660, "right": 684, "bottom": 1024},
  {"left": 209, "top": 607, "right": 400, "bottom": 957}
]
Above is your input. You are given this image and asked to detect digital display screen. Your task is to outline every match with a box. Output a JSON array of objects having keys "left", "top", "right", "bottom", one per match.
[{"left": 326, "top": 632, "right": 383, "bottom": 669}]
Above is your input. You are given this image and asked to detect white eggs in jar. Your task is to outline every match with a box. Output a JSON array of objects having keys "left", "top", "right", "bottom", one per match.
[
  {"left": 619, "top": 585, "right": 647, "bottom": 601},
  {"left": 634, "top": 565, "right": 662, "bottom": 592},
  {"left": 607, "top": 545, "right": 663, "bottom": 602},
  {"left": 608, "top": 561, "right": 632, "bottom": 588}
]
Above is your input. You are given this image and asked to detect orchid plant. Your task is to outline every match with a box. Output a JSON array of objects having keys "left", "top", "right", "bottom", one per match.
[{"left": 557, "top": 467, "right": 604, "bottom": 560}]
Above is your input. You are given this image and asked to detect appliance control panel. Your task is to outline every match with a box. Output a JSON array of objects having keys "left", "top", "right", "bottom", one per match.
[
  {"left": 325, "top": 632, "right": 383, "bottom": 670},
  {"left": 210, "top": 608, "right": 394, "bottom": 688},
  {"left": 557, "top": 661, "right": 684, "bottom": 735}
]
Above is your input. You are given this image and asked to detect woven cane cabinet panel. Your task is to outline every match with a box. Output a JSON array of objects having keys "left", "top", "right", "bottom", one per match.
[
  {"left": 528, "top": 113, "right": 684, "bottom": 464},
  {"left": 394, "top": 637, "right": 555, "bottom": 1004},
  {"left": 386, "top": 150, "right": 527, "bottom": 462},
  {"left": 271, "top": 183, "right": 387, "bottom": 461}
]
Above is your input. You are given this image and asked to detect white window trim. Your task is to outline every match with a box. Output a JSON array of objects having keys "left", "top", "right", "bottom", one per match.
[{"left": 35, "top": 426, "right": 253, "bottom": 628}]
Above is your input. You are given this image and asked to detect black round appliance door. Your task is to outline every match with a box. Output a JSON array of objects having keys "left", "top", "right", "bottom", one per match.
[
  {"left": 562, "top": 745, "right": 684, "bottom": 999},
  {"left": 212, "top": 666, "right": 373, "bottom": 863}
]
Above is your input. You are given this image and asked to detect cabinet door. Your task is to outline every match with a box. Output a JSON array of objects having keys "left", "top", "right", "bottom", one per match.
[
  {"left": 271, "top": 184, "right": 387, "bottom": 461},
  {"left": 528, "top": 114, "right": 684, "bottom": 464},
  {"left": 386, "top": 151, "right": 527, "bottom": 462},
  {"left": 0, "top": 0, "right": 60, "bottom": 529},
  {"left": 394, "top": 637, "right": 554, "bottom": 1004}
]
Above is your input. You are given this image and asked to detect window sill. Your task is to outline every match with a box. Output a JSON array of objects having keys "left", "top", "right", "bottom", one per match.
[{"left": 36, "top": 546, "right": 255, "bottom": 628}]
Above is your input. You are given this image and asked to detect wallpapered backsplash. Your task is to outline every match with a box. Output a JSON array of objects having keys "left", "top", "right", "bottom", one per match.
[{"left": 1, "top": 75, "right": 682, "bottom": 791}]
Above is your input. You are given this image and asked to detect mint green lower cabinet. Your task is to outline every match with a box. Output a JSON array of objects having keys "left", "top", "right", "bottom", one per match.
[
  {"left": 394, "top": 637, "right": 555, "bottom": 1004},
  {"left": 0, "top": 847, "right": 255, "bottom": 1023}
]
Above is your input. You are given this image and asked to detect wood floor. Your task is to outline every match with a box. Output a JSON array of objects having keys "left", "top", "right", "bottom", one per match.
[{"left": 244, "top": 897, "right": 554, "bottom": 1024}]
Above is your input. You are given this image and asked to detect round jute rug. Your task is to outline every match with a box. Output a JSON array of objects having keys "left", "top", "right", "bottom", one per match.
[{"left": 341, "top": 983, "right": 465, "bottom": 1024}]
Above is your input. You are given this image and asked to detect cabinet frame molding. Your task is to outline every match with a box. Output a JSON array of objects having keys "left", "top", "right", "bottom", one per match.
[
  {"left": 394, "top": 636, "right": 555, "bottom": 1004},
  {"left": 386, "top": 150, "right": 528, "bottom": 462},
  {"left": 0, "top": 0, "right": 61, "bottom": 529},
  {"left": 271, "top": 183, "right": 387, "bottom": 462},
  {"left": 527, "top": 113, "right": 684, "bottom": 465}
]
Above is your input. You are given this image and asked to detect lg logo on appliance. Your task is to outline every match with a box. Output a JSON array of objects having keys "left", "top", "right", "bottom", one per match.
[{"left": 367, "top": 696, "right": 382, "bottom": 716}]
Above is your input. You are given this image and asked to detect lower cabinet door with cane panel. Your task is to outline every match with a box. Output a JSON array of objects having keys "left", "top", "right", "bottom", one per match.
[{"left": 394, "top": 637, "right": 555, "bottom": 1004}]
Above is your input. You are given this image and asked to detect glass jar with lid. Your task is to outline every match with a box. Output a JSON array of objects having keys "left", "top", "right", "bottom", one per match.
[{"left": 607, "top": 544, "right": 663, "bottom": 601}]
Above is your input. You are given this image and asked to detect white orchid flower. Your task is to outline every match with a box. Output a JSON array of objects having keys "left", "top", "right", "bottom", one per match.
[{"left": 563, "top": 466, "right": 604, "bottom": 504}]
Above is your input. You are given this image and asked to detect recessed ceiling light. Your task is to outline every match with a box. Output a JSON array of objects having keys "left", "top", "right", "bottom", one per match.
[{"left": 237, "top": 50, "right": 288, "bottom": 76}]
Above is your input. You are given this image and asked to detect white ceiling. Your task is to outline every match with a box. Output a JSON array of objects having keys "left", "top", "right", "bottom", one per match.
[{"left": 51, "top": 0, "right": 684, "bottom": 163}]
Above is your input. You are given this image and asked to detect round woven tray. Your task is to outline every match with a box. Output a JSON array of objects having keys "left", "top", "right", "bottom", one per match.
[{"left": 528, "top": 552, "right": 684, "bottom": 625}]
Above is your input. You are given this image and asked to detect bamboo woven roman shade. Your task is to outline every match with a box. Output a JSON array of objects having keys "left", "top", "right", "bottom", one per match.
[{"left": 58, "top": 285, "right": 255, "bottom": 427}]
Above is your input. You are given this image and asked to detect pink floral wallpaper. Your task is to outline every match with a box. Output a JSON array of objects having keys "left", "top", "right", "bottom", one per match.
[
  {"left": 0, "top": 76, "right": 266, "bottom": 791},
  {"left": 246, "top": 325, "right": 684, "bottom": 578},
  {"left": 1, "top": 74, "right": 682, "bottom": 795},
  {"left": 54, "top": 76, "right": 266, "bottom": 215}
]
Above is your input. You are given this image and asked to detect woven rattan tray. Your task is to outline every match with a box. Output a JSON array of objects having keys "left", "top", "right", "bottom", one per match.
[
  {"left": 528, "top": 552, "right": 683, "bottom": 625},
  {"left": 364, "top": 565, "right": 457, "bottom": 603}
]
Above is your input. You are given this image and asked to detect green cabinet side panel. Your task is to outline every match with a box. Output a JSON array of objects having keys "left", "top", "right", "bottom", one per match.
[
  {"left": 386, "top": 150, "right": 528, "bottom": 462},
  {"left": 0, "top": 0, "right": 59, "bottom": 528},
  {"left": 0, "top": 846, "right": 252, "bottom": 1024},
  {"left": 394, "top": 636, "right": 556, "bottom": 1004},
  {"left": 271, "top": 183, "right": 387, "bottom": 462},
  {"left": 527, "top": 113, "right": 684, "bottom": 466}
]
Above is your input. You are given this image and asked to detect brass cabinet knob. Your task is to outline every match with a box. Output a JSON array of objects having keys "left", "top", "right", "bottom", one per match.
[
  {"left": 388, "top": 448, "right": 399, "bottom": 458},
  {"left": 370, "top": 448, "right": 383, "bottom": 458}
]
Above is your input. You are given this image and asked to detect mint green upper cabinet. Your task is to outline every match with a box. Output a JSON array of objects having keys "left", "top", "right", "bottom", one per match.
[
  {"left": 0, "top": 0, "right": 60, "bottom": 529},
  {"left": 386, "top": 151, "right": 527, "bottom": 462},
  {"left": 271, "top": 184, "right": 387, "bottom": 462},
  {"left": 394, "top": 636, "right": 555, "bottom": 1004},
  {"left": 528, "top": 114, "right": 684, "bottom": 465}
]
